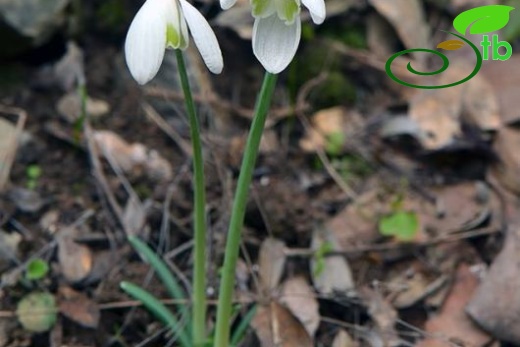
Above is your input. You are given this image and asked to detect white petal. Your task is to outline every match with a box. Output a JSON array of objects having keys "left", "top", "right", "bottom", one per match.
[
  {"left": 220, "top": 0, "right": 237, "bottom": 10},
  {"left": 252, "top": 15, "right": 301, "bottom": 74},
  {"left": 180, "top": 0, "right": 223, "bottom": 74},
  {"left": 302, "top": 0, "right": 325, "bottom": 24},
  {"left": 125, "top": 0, "right": 168, "bottom": 84}
]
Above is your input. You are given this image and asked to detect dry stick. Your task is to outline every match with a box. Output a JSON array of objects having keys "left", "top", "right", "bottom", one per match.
[
  {"left": 144, "top": 86, "right": 308, "bottom": 127},
  {"left": 284, "top": 226, "right": 499, "bottom": 257},
  {"left": 84, "top": 122, "right": 126, "bottom": 232},
  {"left": 294, "top": 73, "right": 358, "bottom": 199},
  {"left": 141, "top": 101, "right": 192, "bottom": 157}
]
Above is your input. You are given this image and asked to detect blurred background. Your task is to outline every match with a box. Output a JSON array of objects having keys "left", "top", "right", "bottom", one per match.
[{"left": 1, "top": 0, "right": 520, "bottom": 346}]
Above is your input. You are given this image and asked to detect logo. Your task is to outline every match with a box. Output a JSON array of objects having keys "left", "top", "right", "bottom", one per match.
[{"left": 385, "top": 5, "right": 515, "bottom": 89}]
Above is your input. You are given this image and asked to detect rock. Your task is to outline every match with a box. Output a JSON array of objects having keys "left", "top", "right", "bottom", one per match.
[{"left": 0, "top": 0, "right": 70, "bottom": 57}]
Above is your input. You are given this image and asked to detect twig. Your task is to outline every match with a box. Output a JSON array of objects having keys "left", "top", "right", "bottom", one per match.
[
  {"left": 144, "top": 86, "right": 308, "bottom": 127},
  {"left": 141, "top": 101, "right": 192, "bottom": 157},
  {"left": 284, "top": 226, "right": 499, "bottom": 257},
  {"left": 294, "top": 73, "right": 358, "bottom": 199}
]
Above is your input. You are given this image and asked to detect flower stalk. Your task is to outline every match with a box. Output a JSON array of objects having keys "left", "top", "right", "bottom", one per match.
[
  {"left": 175, "top": 49, "right": 208, "bottom": 346},
  {"left": 214, "top": 72, "right": 278, "bottom": 347}
]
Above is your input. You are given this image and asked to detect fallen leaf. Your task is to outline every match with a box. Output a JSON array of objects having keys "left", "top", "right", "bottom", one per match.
[
  {"left": 122, "top": 195, "right": 147, "bottom": 237},
  {"left": 491, "top": 127, "right": 520, "bottom": 194},
  {"left": 58, "top": 287, "right": 100, "bottom": 328},
  {"left": 258, "top": 238, "right": 286, "bottom": 294},
  {"left": 280, "top": 276, "right": 320, "bottom": 338},
  {"left": 251, "top": 301, "right": 313, "bottom": 347},
  {"left": 359, "top": 287, "right": 401, "bottom": 346},
  {"left": 0, "top": 109, "right": 25, "bottom": 192},
  {"left": 436, "top": 39, "right": 465, "bottom": 50},
  {"left": 480, "top": 54, "right": 520, "bottom": 125},
  {"left": 57, "top": 230, "right": 92, "bottom": 283},
  {"left": 332, "top": 329, "right": 358, "bottom": 347},
  {"left": 370, "top": 0, "right": 430, "bottom": 66},
  {"left": 57, "top": 92, "right": 110, "bottom": 123},
  {"left": 311, "top": 225, "right": 355, "bottom": 295},
  {"left": 299, "top": 107, "right": 363, "bottom": 154},
  {"left": 418, "top": 264, "right": 492, "bottom": 347},
  {"left": 93, "top": 130, "right": 172, "bottom": 181},
  {"left": 466, "top": 226, "right": 520, "bottom": 344}
]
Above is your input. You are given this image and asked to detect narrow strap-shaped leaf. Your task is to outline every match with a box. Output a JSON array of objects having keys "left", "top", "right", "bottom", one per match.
[
  {"left": 127, "top": 236, "right": 191, "bottom": 323},
  {"left": 120, "top": 281, "right": 191, "bottom": 347},
  {"left": 230, "top": 305, "right": 257, "bottom": 346}
]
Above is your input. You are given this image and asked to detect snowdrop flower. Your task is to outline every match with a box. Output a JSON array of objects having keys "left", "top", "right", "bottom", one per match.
[
  {"left": 220, "top": 0, "right": 325, "bottom": 74},
  {"left": 125, "top": 0, "right": 223, "bottom": 85}
]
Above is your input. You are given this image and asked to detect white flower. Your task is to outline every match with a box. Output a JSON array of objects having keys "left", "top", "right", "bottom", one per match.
[
  {"left": 220, "top": 0, "right": 325, "bottom": 74},
  {"left": 125, "top": 0, "right": 223, "bottom": 85}
]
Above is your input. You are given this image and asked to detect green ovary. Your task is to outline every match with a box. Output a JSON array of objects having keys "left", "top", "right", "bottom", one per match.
[
  {"left": 166, "top": 24, "right": 180, "bottom": 48},
  {"left": 252, "top": 0, "right": 273, "bottom": 17},
  {"left": 276, "top": 0, "right": 300, "bottom": 24}
]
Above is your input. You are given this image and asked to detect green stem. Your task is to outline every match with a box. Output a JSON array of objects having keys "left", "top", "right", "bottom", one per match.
[
  {"left": 175, "top": 49, "right": 207, "bottom": 346},
  {"left": 214, "top": 72, "right": 278, "bottom": 347}
]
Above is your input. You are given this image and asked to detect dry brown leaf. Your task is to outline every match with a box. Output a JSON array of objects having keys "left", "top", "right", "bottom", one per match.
[
  {"left": 57, "top": 232, "right": 92, "bottom": 283},
  {"left": 491, "top": 127, "right": 520, "bottom": 194},
  {"left": 467, "top": 226, "right": 520, "bottom": 344},
  {"left": 461, "top": 74, "right": 501, "bottom": 131},
  {"left": 311, "top": 225, "right": 355, "bottom": 294},
  {"left": 258, "top": 238, "right": 286, "bottom": 294},
  {"left": 93, "top": 130, "right": 172, "bottom": 181},
  {"left": 369, "top": 0, "right": 430, "bottom": 66},
  {"left": 359, "top": 287, "right": 401, "bottom": 346},
  {"left": 480, "top": 54, "right": 520, "bottom": 125},
  {"left": 408, "top": 60, "right": 500, "bottom": 149},
  {"left": 0, "top": 108, "right": 25, "bottom": 192},
  {"left": 57, "top": 92, "right": 110, "bottom": 123},
  {"left": 418, "top": 264, "right": 492, "bottom": 347},
  {"left": 408, "top": 69, "right": 465, "bottom": 149},
  {"left": 299, "top": 107, "right": 363, "bottom": 153},
  {"left": 280, "top": 276, "right": 320, "bottom": 338},
  {"left": 251, "top": 301, "right": 313, "bottom": 347},
  {"left": 367, "top": 12, "right": 399, "bottom": 59},
  {"left": 58, "top": 287, "right": 100, "bottom": 328},
  {"left": 122, "top": 195, "right": 147, "bottom": 237},
  {"left": 332, "top": 329, "right": 358, "bottom": 347}
]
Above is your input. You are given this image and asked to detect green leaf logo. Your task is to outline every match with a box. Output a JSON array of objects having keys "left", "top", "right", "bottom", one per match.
[{"left": 453, "top": 5, "right": 515, "bottom": 35}]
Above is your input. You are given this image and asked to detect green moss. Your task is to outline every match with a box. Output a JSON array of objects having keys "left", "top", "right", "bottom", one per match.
[
  {"left": 97, "top": 0, "right": 128, "bottom": 32},
  {"left": 313, "top": 71, "right": 356, "bottom": 108},
  {"left": 321, "top": 23, "right": 367, "bottom": 49}
]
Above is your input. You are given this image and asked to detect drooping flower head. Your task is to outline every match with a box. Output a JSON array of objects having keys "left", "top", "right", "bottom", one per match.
[
  {"left": 125, "top": 0, "right": 223, "bottom": 85},
  {"left": 220, "top": 0, "right": 325, "bottom": 74}
]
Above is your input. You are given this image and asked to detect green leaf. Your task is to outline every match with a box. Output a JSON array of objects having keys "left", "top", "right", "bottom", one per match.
[
  {"left": 453, "top": 5, "right": 515, "bottom": 35},
  {"left": 16, "top": 292, "right": 57, "bottom": 333},
  {"left": 26, "top": 258, "right": 49, "bottom": 280},
  {"left": 325, "top": 132, "right": 345, "bottom": 156},
  {"left": 378, "top": 211, "right": 419, "bottom": 241},
  {"left": 120, "top": 281, "right": 191, "bottom": 347}
]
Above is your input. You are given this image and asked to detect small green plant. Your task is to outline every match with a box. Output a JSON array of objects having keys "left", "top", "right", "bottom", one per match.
[
  {"left": 26, "top": 164, "right": 42, "bottom": 190},
  {"left": 378, "top": 211, "right": 419, "bottom": 241},
  {"left": 25, "top": 258, "right": 49, "bottom": 280},
  {"left": 312, "top": 240, "right": 333, "bottom": 277},
  {"left": 122, "top": 236, "right": 256, "bottom": 346},
  {"left": 325, "top": 132, "right": 345, "bottom": 156},
  {"left": 16, "top": 292, "right": 57, "bottom": 332}
]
